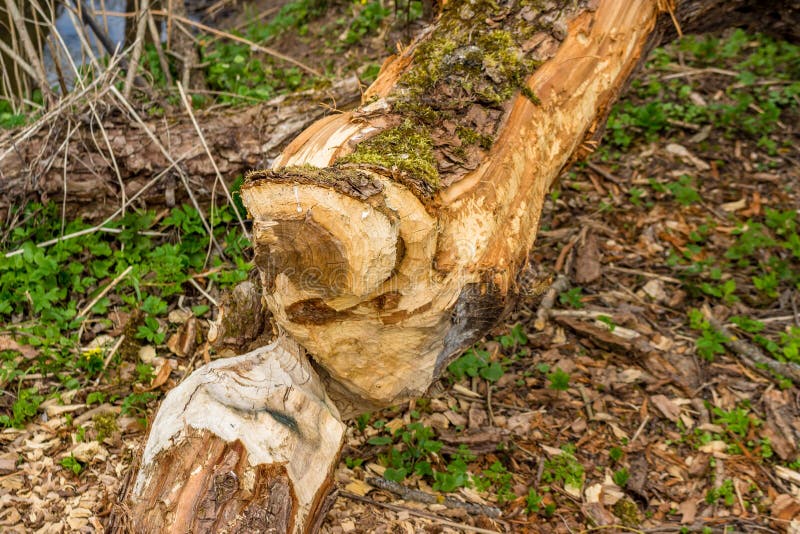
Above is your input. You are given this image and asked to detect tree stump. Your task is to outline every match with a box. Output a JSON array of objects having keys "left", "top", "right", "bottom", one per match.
[{"left": 130, "top": 336, "right": 344, "bottom": 533}]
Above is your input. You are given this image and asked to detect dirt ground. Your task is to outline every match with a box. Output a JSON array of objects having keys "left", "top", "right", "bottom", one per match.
[{"left": 1, "top": 2, "right": 799, "bottom": 533}]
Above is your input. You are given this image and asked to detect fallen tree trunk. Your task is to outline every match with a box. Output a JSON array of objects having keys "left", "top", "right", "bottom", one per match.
[
  {"left": 0, "top": 76, "right": 360, "bottom": 221},
  {"left": 124, "top": 0, "right": 800, "bottom": 532}
]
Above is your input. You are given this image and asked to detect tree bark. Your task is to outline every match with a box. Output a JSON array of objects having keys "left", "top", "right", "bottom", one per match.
[
  {"left": 0, "top": 76, "right": 361, "bottom": 222},
  {"left": 119, "top": 0, "right": 800, "bottom": 531},
  {"left": 242, "top": 0, "right": 800, "bottom": 416}
]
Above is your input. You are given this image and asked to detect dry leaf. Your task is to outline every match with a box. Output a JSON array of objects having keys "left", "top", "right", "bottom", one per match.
[
  {"left": 145, "top": 360, "right": 175, "bottom": 390},
  {"left": 698, "top": 440, "right": 728, "bottom": 455},
  {"left": 506, "top": 411, "right": 538, "bottom": 435},
  {"left": 665, "top": 143, "right": 710, "bottom": 170},
  {"left": 585, "top": 483, "right": 602, "bottom": 503},
  {"left": 582, "top": 502, "right": 616, "bottom": 526},
  {"left": 721, "top": 197, "right": 747, "bottom": 212},
  {"left": 651, "top": 394, "right": 681, "bottom": 422},
  {"left": 641, "top": 279, "right": 667, "bottom": 302},
  {"left": 70, "top": 441, "right": 107, "bottom": 463},
  {"left": 678, "top": 499, "right": 697, "bottom": 524},
  {"left": 772, "top": 494, "right": 800, "bottom": 522},
  {"left": 0, "top": 335, "right": 37, "bottom": 359},
  {"left": 575, "top": 232, "right": 602, "bottom": 284},
  {"left": 138, "top": 345, "right": 157, "bottom": 364},
  {"left": 166, "top": 317, "right": 197, "bottom": 357}
]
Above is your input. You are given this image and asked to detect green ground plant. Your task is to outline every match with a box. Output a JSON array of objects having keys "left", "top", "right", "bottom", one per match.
[
  {"left": 542, "top": 444, "right": 585, "bottom": 489},
  {"left": 604, "top": 30, "right": 800, "bottom": 154},
  {"left": 0, "top": 201, "right": 250, "bottom": 428}
]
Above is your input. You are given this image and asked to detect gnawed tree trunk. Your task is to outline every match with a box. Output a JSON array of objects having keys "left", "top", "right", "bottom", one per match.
[
  {"left": 241, "top": 0, "right": 663, "bottom": 415},
  {"left": 124, "top": 0, "right": 800, "bottom": 532}
]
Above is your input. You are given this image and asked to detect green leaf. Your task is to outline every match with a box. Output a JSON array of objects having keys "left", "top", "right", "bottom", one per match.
[
  {"left": 479, "top": 362, "right": 505, "bottom": 382},
  {"left": 367, "top": 436, "right": 392, "bottom": 446},
  {"left": 613, "top": 468, "right": 630, "bottom": 486},
  {"left": 384, "top": 467, "right": 407, "bottom": 482},
  {"left": 547, "top": 368, "right": 571, "bottom": 391}
]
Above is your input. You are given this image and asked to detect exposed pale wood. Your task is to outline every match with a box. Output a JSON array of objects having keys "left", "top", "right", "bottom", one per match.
[
  {"left": 238, "top": 0, "right": 800, "bottom": 415},
  {"left": 129, "top": 336, "right": 345, "bottom": 533},
  {"left": 240, "top": 0, "right": 661, "bottom": 415}
]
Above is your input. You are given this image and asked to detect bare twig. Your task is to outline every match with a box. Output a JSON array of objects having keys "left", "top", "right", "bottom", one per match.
[
  {"left": 585, "top": 161, "right": 624, "bottom": 185},
  {"left": 4, "top": 160, "right": 183, "bottom": 259},
  {"left": 61, "top": 123, "right": 75, "bottom": 236},
  {"left": 108, "top": 84, "right": 226, "bottom": 257},
  {"left": 341, "top": 491, "right": 502, "bottom": 534},
  {"left": 176, "top": 81, "right": 250, "bottom": 240},
  {"left": 366, "top": 477, "right": 502, "bottom": 517},
  {"left": 78, "top": 265, "right": 134, "bottom": 319},
  {"left": 2, "top": 0, "right": 54, "bottom": 99},
  {"left": 188, "top": 278, "right": 219, "bottom": 307},
  {"left": 534, "top": 275, "right": 570, "bottom": 330},
  {"left": 705, "top": 315, "right": 800, "bottom": 384},
  {"left": 0, "top": 39, "right": 44, "bottom": 85},
  {"left": 606, "top": 265, "right": 681, "bottom": 284},
  {"left": 168, "top": 11, "right": 321, "bottom": 76},
  {"left": 94, "top": 335, "right": 126, "bottom": 386},
  {"left": 95, "top": 8, "right": 322, "bottom": 76},
  {"left": 630, "top": 415, "right": 650, "bottom": 443},
  {"left": 147, "top": 10, "right": 173, "bottom": 86},
  {"left": 62, "top": 0, "right": 102, "bottom": 72},
  {"left": 123, "top": 0, "right": 149, "bottom": 99},
  {"left": 0, "top": 47, "right": 127, "bottom": 166},
  {"left": 69, "top": 0, "right": 120, "bottom": 58}
]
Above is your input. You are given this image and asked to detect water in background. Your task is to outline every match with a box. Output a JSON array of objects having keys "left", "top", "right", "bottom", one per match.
[{"left": 44, "top": 0, "right": 127, "bottom": 89}]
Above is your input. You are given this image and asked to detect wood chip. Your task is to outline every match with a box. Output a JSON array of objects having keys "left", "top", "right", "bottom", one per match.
[
  {"left": 0, "top": 456, "right": 16, "bottom": 474},
  {"left": 650, "top": 394, "right": 681, "bottom": 422},
  {"left": 344, "top": 479, "right": 372, "bottom": 497},
  {"left": 771, "top": 494, "right": 800, "bottom": 522},
  {"left": 43, "top": 404, "right": 86, "bottom": 417}
]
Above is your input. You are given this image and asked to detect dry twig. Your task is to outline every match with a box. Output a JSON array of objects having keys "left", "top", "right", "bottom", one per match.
[
  {"left": 366, "top": 476, "right": 502, "bottom": 518},
  {"left": 706, "top": 315, "right": 800, "bottom": 383},
  {"left": 341, "top": 491, "right": 503, "bottom": 534},
  {"left": 534, "top": 275, "right": 570, "bottom": 330}
]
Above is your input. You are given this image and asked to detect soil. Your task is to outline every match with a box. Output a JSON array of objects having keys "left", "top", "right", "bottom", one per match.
[{"left": 1, "top": 2, "right": 799, "bottom": 533}]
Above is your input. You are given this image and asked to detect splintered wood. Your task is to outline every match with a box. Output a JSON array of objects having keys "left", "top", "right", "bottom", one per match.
[{"left": 240, "top": 0, "right": 661, "bottom": 413}]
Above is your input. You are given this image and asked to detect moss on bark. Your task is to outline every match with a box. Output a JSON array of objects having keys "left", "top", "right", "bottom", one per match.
[
  {"left": 338, "top": 120, "right": 439, "bottom": 187},
  {"left": 342, "top": 0, "right": 581, "bottom": 193}
]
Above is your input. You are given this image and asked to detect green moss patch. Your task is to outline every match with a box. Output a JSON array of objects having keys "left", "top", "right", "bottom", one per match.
[
  {"left": 338, "top": 120, "right": 439, "bottom": 187},
  {"left": 401, "top": 29, "right": 538, "bottom": 107}
]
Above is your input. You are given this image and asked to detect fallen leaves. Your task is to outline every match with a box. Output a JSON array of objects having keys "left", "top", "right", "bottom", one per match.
[{"left": 0, "top": 335, "right": 37, "bottom": 360}]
